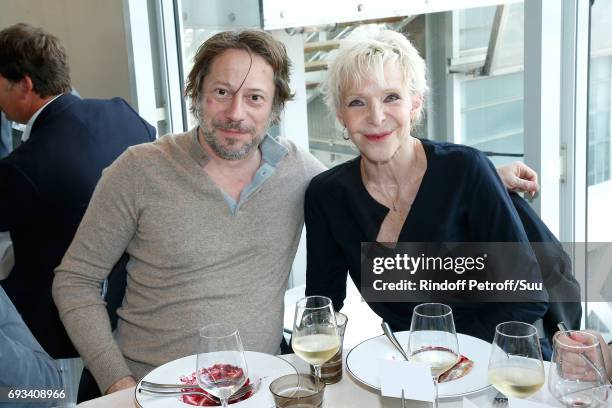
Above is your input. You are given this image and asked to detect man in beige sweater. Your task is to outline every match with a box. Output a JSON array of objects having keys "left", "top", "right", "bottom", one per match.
[
  {"left": 53, "top": 29, "right": 539, "bottom": 397},
  {"left": 53, "top": 30, "right": 325, "bottom": 395}
]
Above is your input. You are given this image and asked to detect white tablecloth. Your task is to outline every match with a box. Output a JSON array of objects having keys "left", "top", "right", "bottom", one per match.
[{"left": 77, "top": 354, "right": 562, "bottom": 408}]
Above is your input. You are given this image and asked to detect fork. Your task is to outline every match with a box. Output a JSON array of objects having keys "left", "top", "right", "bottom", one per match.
[
  {"left": 492, "top": 391, "right": 508, "bottom": 407},
  {"left": 139, "top": 378, "right": 260, "bottom": 402}
]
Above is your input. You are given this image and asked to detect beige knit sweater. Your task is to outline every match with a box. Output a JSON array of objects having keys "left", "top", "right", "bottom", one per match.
[{"left": 52, "top": 129, "right": 324, "bottom": 392}]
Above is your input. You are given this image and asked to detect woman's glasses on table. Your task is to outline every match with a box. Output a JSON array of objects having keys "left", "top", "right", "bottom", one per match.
[
  {"left": 548, "top": 330, "right": 609, "bottom": 407},
  {"left": 408, "top": 303, "right": 460, "bottom": 408},
  {"left": 196, "top": 323, "right": 248, "bottom": 408},
  {"left": 487, "top": 321, "right": 545, "bottom": 400}
]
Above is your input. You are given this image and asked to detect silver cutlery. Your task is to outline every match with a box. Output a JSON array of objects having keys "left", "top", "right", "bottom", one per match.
[
  {"left": 139, "top": 377, "right": 261, "bottom": 402},
  {"left": 381, "top": 322, "right": 410, "bottom": 361},
  {"left": 401, "top": 389, "right": 406, "bottom": 408},
  {"left": 141, "top": 381, "right": 202, "bottom": 389}
]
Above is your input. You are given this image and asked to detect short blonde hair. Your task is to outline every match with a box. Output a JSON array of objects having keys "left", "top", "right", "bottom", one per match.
[{"left": 321, "top": 27, "right": 427, "bottom": 125}]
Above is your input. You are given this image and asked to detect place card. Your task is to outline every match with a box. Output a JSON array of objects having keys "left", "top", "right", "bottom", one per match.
[
  {"left": 379, "top": 359, "right": 435, "bottom": 402},
  {"left": 462, "top": 397, "right": 478, "bottom": 408},
  {"left": 508, "top": 397, "right": 554, "bottom": 408}
]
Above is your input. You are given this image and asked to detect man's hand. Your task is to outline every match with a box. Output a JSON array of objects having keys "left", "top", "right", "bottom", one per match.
[
  {"left": 105, "top": 375, "right": 137, "bottom": 394},
  {"left": 496, "top": 162, "right": 539, "bottom": 198}
]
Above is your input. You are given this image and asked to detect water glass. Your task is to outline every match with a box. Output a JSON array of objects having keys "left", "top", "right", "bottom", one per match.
[
  {"left": 548, "top": 330, "right": 609, "bottom": 407},
  {"left": 310, "top": 312, "right": 348, "bottom": 384}
]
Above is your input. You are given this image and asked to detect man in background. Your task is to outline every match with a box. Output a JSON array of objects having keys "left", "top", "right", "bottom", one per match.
[{"left": 0, "top": 23, "right": 156, "bottom": 364}]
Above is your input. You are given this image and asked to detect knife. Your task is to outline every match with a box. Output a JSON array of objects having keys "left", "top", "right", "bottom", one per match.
[{"left": 381, "top": 321, "right": 410, "bottom": 361}]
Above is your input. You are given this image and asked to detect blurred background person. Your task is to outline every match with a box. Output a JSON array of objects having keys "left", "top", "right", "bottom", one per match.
[
  {"left": 0, "top": 22, "right": 156, "bottom": 404},
  {"left": 1, "top": 285, "right": 62, "bottom": 407},
  {"left": 1, "top": 113, "right": 13, "bottom": 282}
]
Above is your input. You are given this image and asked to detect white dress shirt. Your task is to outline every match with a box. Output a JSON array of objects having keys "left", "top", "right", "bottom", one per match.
[{"left": 21, "top": 94, "right": 62, "bottom": 143}]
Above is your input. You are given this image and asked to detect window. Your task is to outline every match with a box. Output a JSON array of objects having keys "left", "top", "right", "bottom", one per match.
[
  {"left": 585, "top": 0, "right": 612, "bottom": 337},
  {"left": 586, "top": 0, "right": 612, "bottom": 242},
  {"left": 454, "top": 3, "right": 525, "bottom": 167}
]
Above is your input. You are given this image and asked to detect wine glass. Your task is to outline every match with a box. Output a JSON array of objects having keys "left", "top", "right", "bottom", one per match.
[
  {"left": 548, "top": 330, "right": 609, "bottom": 407},
  {"left": 408, "top": 303, "right": 460, "bottom": 408},
  {"left": 488, "top": 321, "right": 545, "bottom": 400},
  {"left": 292, "top": 296, "right": 340, "bottom": 389},
  {"left": 196, "top": 323, "right": 248, "bottom": 408}
]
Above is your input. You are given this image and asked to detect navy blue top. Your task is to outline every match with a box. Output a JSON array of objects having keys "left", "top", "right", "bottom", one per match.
[
  {"left": 304, "top": 139, "right": 548, "bottom": 342},
  {"left": 0, "top": 93, "right": 156, "bottom": 358}
]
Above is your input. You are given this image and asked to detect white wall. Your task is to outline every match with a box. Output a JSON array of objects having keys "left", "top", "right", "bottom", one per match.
[{"left": 0, "top": 0, "right": 133, "bottom": 104}]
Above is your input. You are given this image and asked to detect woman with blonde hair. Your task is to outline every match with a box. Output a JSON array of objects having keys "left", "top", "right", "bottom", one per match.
[{"left": 304, "top": 28, "right": 548, "bottom": 342}]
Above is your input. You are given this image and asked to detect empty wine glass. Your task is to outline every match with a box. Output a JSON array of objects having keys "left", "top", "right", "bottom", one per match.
[
  {"left": 292, "top": 296, "right": 340, "bottom": 389},
  {"left": 548, "top": 330, "right": 609, "bottom": 407},
  {"left": 196, "top": 323, "right": 248, "bottom": 408},
  {"left": 408, "top": 303, "right": 460, "bottom": 408},
  {"left": 488, "top": 321, "right": 545, "bottom": 400}
]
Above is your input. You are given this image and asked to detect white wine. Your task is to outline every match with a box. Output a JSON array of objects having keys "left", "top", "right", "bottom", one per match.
[
  {"left": 489, "top": 366, "right": 545, "bottom": 398},
  {"left": 292, "top": 334, "right": 340, "bottom": 365},
  {"left": 410, "top": 347, "right": 459, "bottom": 377}
]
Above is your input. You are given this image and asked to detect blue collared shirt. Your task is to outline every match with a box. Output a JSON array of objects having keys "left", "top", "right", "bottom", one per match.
[
  {"left": 0, "top": 113, "right": 12, "bottom": 159},
  {"left": 221, "top": 135, "right": 288, "bottom": 214},
  {"left": 0, "top": 287, "right": 62, "bottom": 391}
]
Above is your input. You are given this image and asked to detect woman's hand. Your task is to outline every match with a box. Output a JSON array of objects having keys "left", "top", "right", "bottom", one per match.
[
  {"left": 554, "top": 330, "right": 612, "bottom": 382},
  {"left": 496, "top": 162, "right": 539, "bottom": 198}
]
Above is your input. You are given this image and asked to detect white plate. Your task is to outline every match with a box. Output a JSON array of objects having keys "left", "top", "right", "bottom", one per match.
[
  {"left": 346, "top": 332, "right": 492, "bottom": 398},
  {"left": 134, "top": 351, "right": 296, "bottom": 407}
]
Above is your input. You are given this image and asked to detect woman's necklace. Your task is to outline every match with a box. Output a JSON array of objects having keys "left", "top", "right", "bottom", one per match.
[{"left": 360, "top": 160, "right": 402, "bottom": 211}]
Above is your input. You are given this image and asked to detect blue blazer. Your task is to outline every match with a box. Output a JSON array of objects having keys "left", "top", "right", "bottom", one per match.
[{"left": 0, "top": 93, "right": 156, "bottom": 358}]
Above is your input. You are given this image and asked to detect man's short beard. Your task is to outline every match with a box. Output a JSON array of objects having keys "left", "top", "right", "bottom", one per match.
[
  {"left": 202, "top": 123, "right": 263, "bottom": 161},
  {"left": 197, "top": 106, "right": 268, "bottom": 161}
]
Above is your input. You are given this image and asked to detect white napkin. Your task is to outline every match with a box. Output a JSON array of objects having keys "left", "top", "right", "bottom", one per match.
[
  {"left": 379, "top": 360, "right": 435, "bottom": 402},
  {"left": 462, "top": 397, "right": 478, "bottom": 408}
]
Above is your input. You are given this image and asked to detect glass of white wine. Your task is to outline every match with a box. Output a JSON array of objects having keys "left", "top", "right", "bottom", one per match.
[
  {"left": 548, "top": 330, "right": 609, "bottom": 407},
  {"left": 196, "top": 323, "right": 248, "bottom": 408},
  {"left": 488, "top": 321, "right": 545, "bottom": 400},
  {"left": 292, "top": 296, "right": 340, "bottom": 388},
  {"left": 408, "top": 303, "right": 460, "bottom": 408}
]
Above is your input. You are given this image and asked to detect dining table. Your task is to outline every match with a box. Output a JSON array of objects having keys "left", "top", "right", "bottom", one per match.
[{"left": 76, "top": 351, "right": 563, "bottom": 408}]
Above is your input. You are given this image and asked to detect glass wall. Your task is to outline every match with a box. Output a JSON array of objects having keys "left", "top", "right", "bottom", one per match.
[
  {"left": 586, "top": 0, "right": 612, "bottom": 243},
  {"left": 587, "top": 0, "right": 612, "bottom": 191},
  {"left": 586, "top": 0, "right": 612, "bottom": 336},
  {"left": 455, "top": 3, "right": 524, "bottom": 167}
]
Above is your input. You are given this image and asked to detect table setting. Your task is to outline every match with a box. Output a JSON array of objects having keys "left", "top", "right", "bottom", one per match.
[
  {"left": 134, "top": 350, "right": 297, "bottom": 407},
  {"left": 77, "top": 298, "right": 610, "bottom": 408}
]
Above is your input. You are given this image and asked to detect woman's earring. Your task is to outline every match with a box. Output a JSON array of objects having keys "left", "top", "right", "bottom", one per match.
[{"left": 342, "top": 127, "right": 350, "bottom": 141}]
